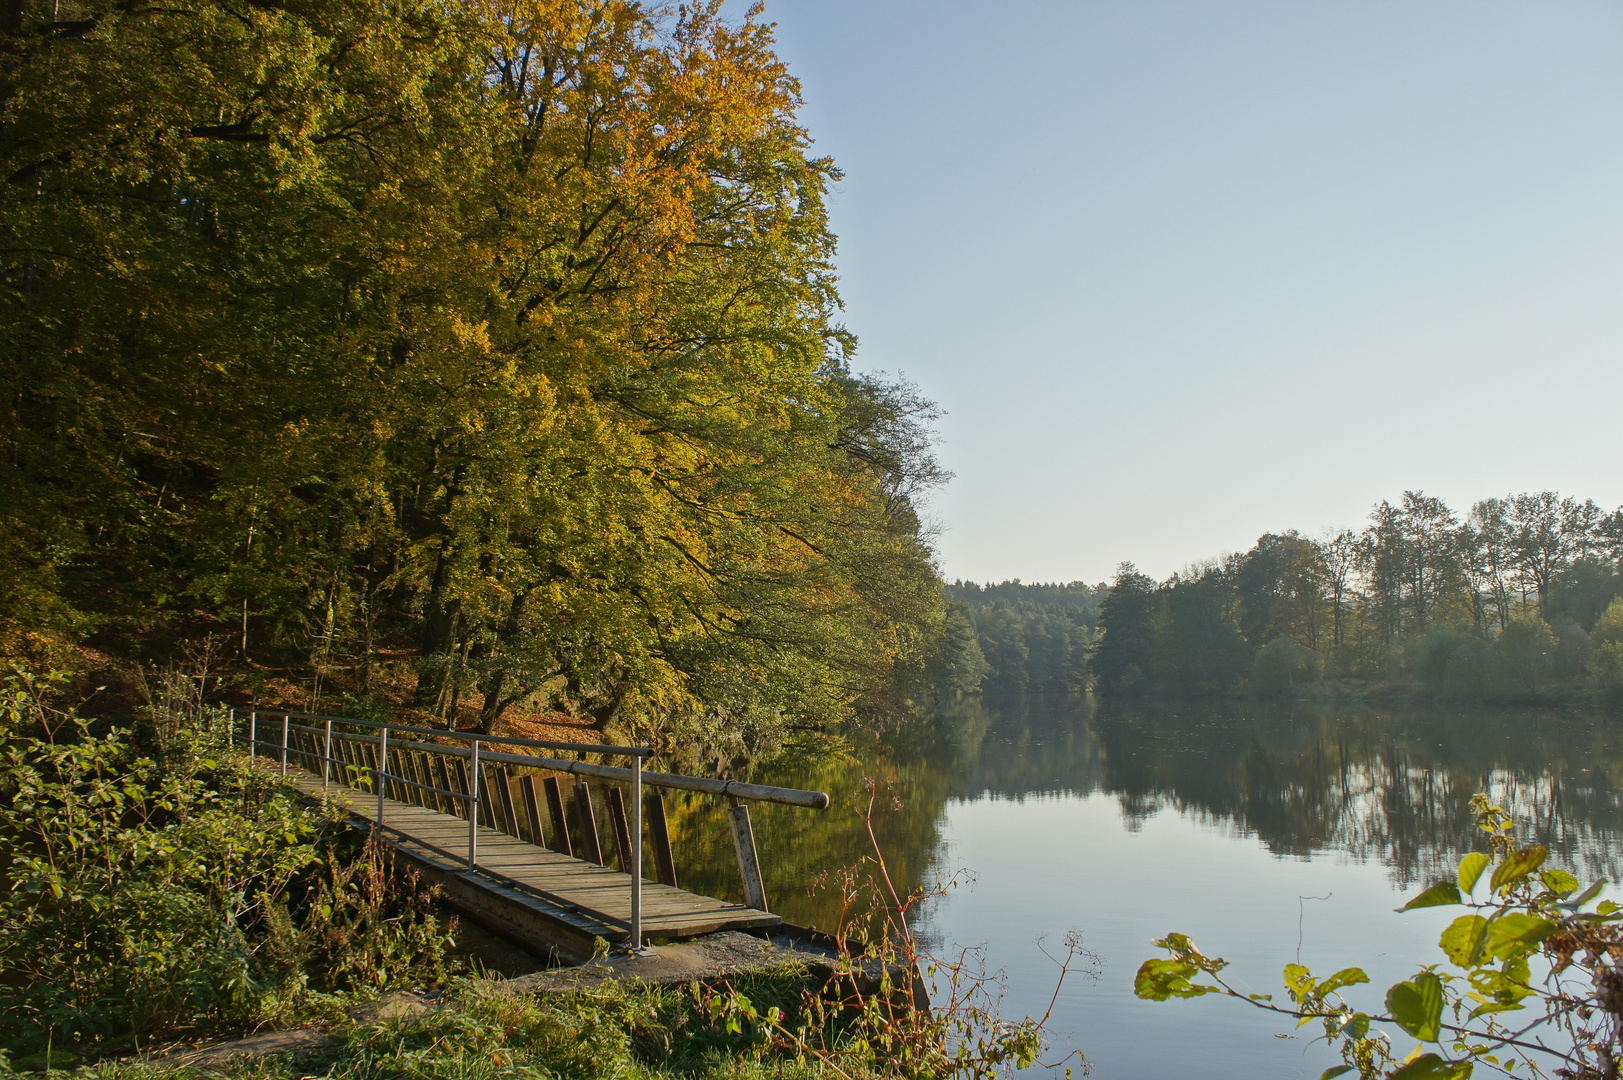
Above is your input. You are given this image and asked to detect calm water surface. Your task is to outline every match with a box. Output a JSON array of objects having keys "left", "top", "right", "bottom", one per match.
[{"left": 670, "top": 697, "right": 1623, "bottom": 1079}]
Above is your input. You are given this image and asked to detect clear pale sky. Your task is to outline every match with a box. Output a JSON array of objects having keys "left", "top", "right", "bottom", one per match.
[{"left": 760, "top": 0, "right": 1623, "bottom": 585}]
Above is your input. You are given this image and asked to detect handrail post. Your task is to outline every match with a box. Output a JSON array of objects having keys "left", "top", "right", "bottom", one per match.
[
  {"left": 228, "top": 706, "right": 235, "bottom": 747},
  {"left": 248, "top": 708, "right": 256, "bottom": 761},
  {"left": 630, "top": 753, "right": 643, "bottom": 953},
  {"left": 280, "top": 713, "right": 289, "bottom": 776},
  {"left": 468, "top": 738, "right": 480, "bottom": 870},
  {"left": 377, "top": 724, "right": 388, "bottom": 826},
  {"left": 323, "top": 718, "right": 332, "bottom": 787},
  {"left": 729, "top": 797, "right": 769, "bottom": 913}
]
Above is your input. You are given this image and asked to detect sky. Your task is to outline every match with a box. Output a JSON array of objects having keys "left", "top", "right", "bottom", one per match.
[{"left": 756, "top": 0, "right": 1623, "bottom": 585}]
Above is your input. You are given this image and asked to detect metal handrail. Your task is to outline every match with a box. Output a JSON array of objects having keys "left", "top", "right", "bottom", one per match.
[
  {"left": 248, "top": 707, "right": 650, "bottom": 757},
  {"left": 259, "top": 713, "right": 827, "bottom": 810}
]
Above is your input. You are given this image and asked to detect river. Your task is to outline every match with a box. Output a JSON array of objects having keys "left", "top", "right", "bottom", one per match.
[{"left": 668, "top": 696, "right": 1623, "bottom": 1079}]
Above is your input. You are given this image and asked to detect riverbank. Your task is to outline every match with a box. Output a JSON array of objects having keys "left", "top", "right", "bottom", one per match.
[
  {"left": 0, "top": 678, "right": 1051, "bottom": 1080},
  {"left": 46, "top": 968, "right": 826, "bottom": 1080},
  {"left": 1085, "top": 672, "right": 1623, "bottom": 707}
]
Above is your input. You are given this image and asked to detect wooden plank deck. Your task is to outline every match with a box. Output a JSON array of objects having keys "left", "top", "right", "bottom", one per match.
[{"left": 290, "top": 773, "right": 780, "bottom": 950}]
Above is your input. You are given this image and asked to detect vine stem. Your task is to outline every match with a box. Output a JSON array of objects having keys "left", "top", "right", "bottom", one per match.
[{"left": 1200, "top": 969, "right": 1577, "bottom": 1069}]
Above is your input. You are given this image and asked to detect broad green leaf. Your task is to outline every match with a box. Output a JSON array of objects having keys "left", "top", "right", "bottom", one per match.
[
  {"left": 1401, "top": 881, "right": 1462, "bottom": 911},
  {"left": 1490, "top": 846, "right": 1547, "bottom": 894},
  {"left": 1439, "top": 915, "right": 1489, "bottom": 967},
  {"left": 1283, "top": 963, "right": 1314, "bottom": 996},
  {"left": 1599, "top": 900, "right": 1620, "bottom": 917},
  {"left": 1133, "top": 959, "right": 1219, "bottom": 1000},
  {"left": 1538, "top": 869, "right": 1579, "bottom": 896},
  {"left": 1484, "top": 913, "right": 1558, "bottom": 961},
  {"left": 1317, "top": 967, "right": 1370, "bottom": 996},
  {"left": 1386, "top": 972, "right": 1444, "bottom": 1041},
  {"left": 1319, "top": 1068, "right": 1354, "bottom": 1080},
  {"left": 1388, "top": 1053, "right": 1473, "bottom": 1079},
  {"left": 1456, "top": 852, "right": 1490, "bottom": 896}
]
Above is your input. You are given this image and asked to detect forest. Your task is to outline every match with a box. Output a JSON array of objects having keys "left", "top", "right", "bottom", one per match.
[
  {"left": 1087, "top": 490, "right": 1623, "bottom": 701},
  {"left": 939, "top": 490, "right": 1623, "bottom": 702},
  {"left": 943, "top": 581, "right": 1097, "bottom": 694},
  {"left": 0, "top": 0, "right": 955, "bottom": 756}
]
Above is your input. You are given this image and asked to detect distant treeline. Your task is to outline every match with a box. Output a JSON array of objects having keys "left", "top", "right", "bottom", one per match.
[
  {"left": 942, "top": 581, "right": 1100, "bottom": 693},
  {"left": 947, "top": 490, "right": 1623, "bottom": 702}
]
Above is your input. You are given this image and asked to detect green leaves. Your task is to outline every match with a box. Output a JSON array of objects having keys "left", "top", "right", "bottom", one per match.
[
  {"left": 1456, "top": 852, "right": 1490, "bottom": 896},
  {"left": 1439, "top": 916, "right": 1489, "bottom": 967},
  {"left": 1489, "top": 845, "right": 1547, "bottom": 895},
  {"left": 1133, "top": 959, "right": 1220, "bottom": 1000},
  {"left": 1401, "top": 881, "right": 1462, "bottom": 911},
  {"left": 1134, "top": 798, "right": 1616, "bottom": 1080},
  {"left": 1318, "top": 967, "right": 1371, "bottom": 995},
  {"left": 1386, "top": 972, "right": 1445, "bottom": 1042},
  {"left": 1285, "top": 963, "right": 1368, "bottom": 1003},
  {"left": 1466, "top": 959, "right": 1535, "bottom": 1017},
  {"left": 1538, "top": 868, "right": 1579, "bottom": 896},
  {"left": 1136, "top": 934, "right": 1229, "bottom": 999},
  {"left": 1388, "top": 1053, "right": 1473, "bottom": 1079},
  {"left": 1438, "top": 912, "right": 1556, "bottom": 967},
  {"left": 1484, "top": 913, "right": 1558, "bottom": 961}
]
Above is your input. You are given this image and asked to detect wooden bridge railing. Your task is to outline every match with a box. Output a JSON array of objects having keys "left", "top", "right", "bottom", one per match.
[{"left": 234, "top": 707, "right": 828, "bottom": 951}]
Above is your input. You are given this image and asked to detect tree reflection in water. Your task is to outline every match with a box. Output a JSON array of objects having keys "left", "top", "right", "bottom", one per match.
[{"left": 663, "top": 697, "right": 1623, "bottom": 931}]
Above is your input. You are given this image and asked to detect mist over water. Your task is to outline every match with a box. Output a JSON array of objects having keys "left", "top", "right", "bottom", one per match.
[{"left": 674, "top": 697, "right": 1623, "bottom": 1078}]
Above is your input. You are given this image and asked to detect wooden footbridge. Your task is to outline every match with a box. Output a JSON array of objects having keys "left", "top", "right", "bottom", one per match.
[{"left": 241, "top": 709, "right": 829, "bottom": 962}]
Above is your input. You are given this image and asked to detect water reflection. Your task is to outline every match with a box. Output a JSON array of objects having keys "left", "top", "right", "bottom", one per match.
[
  {"left": 667, "top": 697, "right": 1623, "bottom": 930},
  {"left": 1083, "top": 702, "right": 1623, "bottom": 887}
]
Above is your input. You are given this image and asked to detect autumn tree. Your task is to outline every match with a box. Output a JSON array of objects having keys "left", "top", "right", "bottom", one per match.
[{"left": 0, "top": 0, "right": 949, "bottom": 749}]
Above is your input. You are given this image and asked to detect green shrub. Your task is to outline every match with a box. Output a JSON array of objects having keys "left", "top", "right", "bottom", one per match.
[
  {"left": 1593, "top": 641, "right": 1623, "bottom": 697},
  {"left": 1549, "top": 616, "right": 1592, "bottom": 680},
  {"left": 0, "top": 679, "right": 451, "bottom": 1053},
  {"left": 1410, "top": 627, "right": 1470, "bottom": 687},
  {"left": 1594, "top": 596, "right": 1623, "bottom": 647},
  {"left": 1250, "top": 637, "right": 1320, "bottom": 696},
  {"left": 1441, "top": 637, "right": 1494, "bottom": 699},
  {"left": 1492, "top": 617, "right": 1556, "bottom": 698}
]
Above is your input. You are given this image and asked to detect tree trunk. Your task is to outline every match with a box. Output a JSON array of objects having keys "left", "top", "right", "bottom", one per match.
[
  {"left": 413, "top": 544, "right": 461, "bottom": 708},
  {"left": 478, "top": 587, "right": 533, "bottom": 733}
]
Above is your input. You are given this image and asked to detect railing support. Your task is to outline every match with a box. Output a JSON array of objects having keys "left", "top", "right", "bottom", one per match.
[
  {"left": 228, "top": 707, "right": 235, "bottom": 747},
  {"left": 645, "top": 791, "right": 678, "bottom": 887},
  {"left": 631, "top": 755, "right": 643, "bottom": 953},
  {"left": 468, "top": 738, "right": 480, "bottom": 870},
  {"left": 323, "top": 718, "right": 332, "bottom": 787},
  {"left": 377, "top": 725, "right": 388, "bottom": 826},
  {"left": 574, "top": 782, "right": 604, "bottom": 864},
  {"left": 729, "top": 798, "right": 768, "bottom": 913},
  {"left": 280, "top": 714, "right": 289, "bottom": 775},
  {"left": 248, "top": 708, "right": 257, "bottom": 761}
]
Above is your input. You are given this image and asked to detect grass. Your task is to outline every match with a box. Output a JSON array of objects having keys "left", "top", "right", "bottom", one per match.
[{"left": 54, "top": 969, "right": 840, "bottom": 1080}]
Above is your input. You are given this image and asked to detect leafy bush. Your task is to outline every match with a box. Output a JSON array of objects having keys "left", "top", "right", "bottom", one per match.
[
  {"left": 0, "top": 674, "right": 451, "bottom": 1054},
  {"left": 1442, "top": 638, "right": 1494, "bottom": 699},
  {"left": 1592, "top": 597, "right": 1623, "bottom": 648},
  {"left": 1411, "top": 628, "right": 1472, "bottom": 687},
  {"left": 1251, "top": 636, "right": 1321, "bottom": 696},
  {"left": 1492, "top": 617, "right": 1556, "bottom": 698}
]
